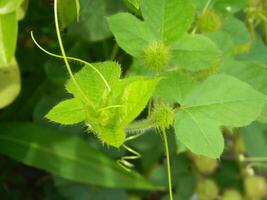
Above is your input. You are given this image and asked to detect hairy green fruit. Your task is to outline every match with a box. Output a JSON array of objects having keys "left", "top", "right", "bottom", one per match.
[
  {"left": 222, "top": 189, "right": 242, "bottom": 200},
  {"left": 144, "top": 41, "right": 170, "bottom": 72},
  {"left": 197, "top": 9, "right": 222, "bottom": 33},
  {"left": 244, "top": 175, "right": 267, "bottom": 199},
  {"left": 151, "top": 103, "right": 174, "bottom": 130},
  {"left": 191, "top": 154, "right": 218, "bottom": 174},
  {"left": 196, "top": 179, "right": 219, "bottom": 200}
]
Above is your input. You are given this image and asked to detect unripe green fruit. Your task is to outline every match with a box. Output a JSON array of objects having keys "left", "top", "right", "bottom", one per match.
[
  {"left": 191, "top": 154, "right": 218, "bottom": 174},
  {"left": 196, "top": 179, "right": 219, "bottom": 200},
  {"left": 197, "top": 9, "right": 222, "bottom": 32},
  {"left": 144, "top": 41, "right": 170, "bottom": 72},
  {"left": 244, "top": 175, "right": 267, "bottom": 199},
  {"left": 151, "top": 103, "right": 174, "bottom": 130},
  {"left": 222, "top": 189, "right": 242, "bottom": 200}
]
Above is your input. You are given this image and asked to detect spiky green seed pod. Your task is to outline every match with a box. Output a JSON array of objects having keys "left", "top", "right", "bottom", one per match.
[
  {"left": 144, "top": 41, "right": 170, "bottom": 72},
  {"left": 151, "top": 103, "right": 174, "bottom": 131}
]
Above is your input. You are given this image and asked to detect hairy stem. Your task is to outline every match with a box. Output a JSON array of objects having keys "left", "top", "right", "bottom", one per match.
[
  {"left": 126, "top": 118, "right": 155, "bottom": 135},
  {"left": 243, "top": 156, "right": 267, "bottom": 162},
  {"left": 162, "top": 129, "right": 173, "bottom": 200}
]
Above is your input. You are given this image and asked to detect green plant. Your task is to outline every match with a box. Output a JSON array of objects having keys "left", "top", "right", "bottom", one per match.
[
  {"left": 1, "top": 0, "right": 267, "bottom": 199},
  {"left": 31, "top": 0, "right": 267, "bottom": 199}
]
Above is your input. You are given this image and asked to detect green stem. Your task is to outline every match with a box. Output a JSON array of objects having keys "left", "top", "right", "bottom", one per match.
[
  {"left": 30, "top": 32, "right": 111, "bottom": 92},
  {"left": 162, "top": 128, "right": 173, "bottom": 200},
  {"left": 126, "top": 118, "right": 155, "bottom": 133},
  {"left": 247, "top": 162, "right": 267, "bottom": 169},
  {"left": 244, "top": 156, "right": 267, "bottom": 162},
  {"left": 54, "top": 0, "right": 89, "bottom": 102},
  {"left": 191, "top": 0, "right": 213, "bottom": 34},
  {"left": 110, "top": 43, "right": 119, "bottom": 60}
]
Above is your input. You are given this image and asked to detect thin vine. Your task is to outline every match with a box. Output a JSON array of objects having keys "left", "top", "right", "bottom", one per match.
[{"left": 162, "top": 128, "right": 173, "bottom": 200}]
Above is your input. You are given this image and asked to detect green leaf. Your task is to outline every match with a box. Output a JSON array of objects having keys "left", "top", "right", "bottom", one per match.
[
  {"left": 214, "top": 0, "right": 247, "bottom": 14},
  {"left": 107, "top": 12, "right": 156, "bottom": 57},
  {"left": 0, "top": 11, "right": 18, "bottom": 64},
  {"left": 58, "top": 0, "right": 80, "bottom": 29},
  {"left": 222, "top": 16, "right": 250, "bottom": 47},
  {"left": 237, "top": 36, "right": 267, "bottom": 64},
  {"left": 0, "top": 122, "right": 157, "bottom": 190},
  {"left": 127, "top": 0, "right": 140, "bottom": 9},
  {"left": 220, "top": 60, "right": 267, "bottom": 123},
  {"left": 155, "top": 72, "right": 197, "bottom": 103},
  {"left": 66, "top": 61, "right": 121, "bottom": 106},
  {"left": 55, "top": 179, "right": 128, "bottom": 200},
  {"left": 171, "top": 34, "right": 221, "bottom": 71},
  {"left": 141, "top": 0, "right": 195, "bottom": 43},
  {"left": 68, "top": 0, "right": 125, "bottom": 42},
  {"left": 0, "top": 0, "right": 23, "bottom": 14},
  {"left": 119, "top": 78, "right": 159, "bottom": 125},
  {"left": 65, "top": 62, "right": 125, "bottom": 147},
  {"left": 90, "top": 78, "right": 159, "bottom": 148},
  {"left": 46, "top": 98, "right": 85, "bottom": 125},
  {"left": 205, "top": 31, "right": 235, "bottom": 57},
  {"left": 0, "top": 60, "right": 20, "bottom": 109},
  {"left": 63, "top": 62, "right": 158, "bottom": 148},
  {"left": 241, "top": 122, "right": 267, "bottom": 158},
  {"left": 175, "top": 111, "right": 223, "bottom": 158},
  {"left": 175, "top": 74, "right": 266, "bottom": 158},
  {"left": 182, "top": 74, "right": 266, "bottom": 127},
  {"left": 220, "top": 60, "right": 267, "bottom": 95},
  {"left": 197, "top": 0, "right": 246, "bottom": 14},
  {"left": 258, "top": 103, "right": 267, "bottom": 123}
]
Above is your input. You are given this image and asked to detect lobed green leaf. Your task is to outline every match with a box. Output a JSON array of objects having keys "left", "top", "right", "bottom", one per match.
[
  {"left": 107, "top": 12, "right": 157, "bottom": 57},
  {"left": 141, "top": 0, "right": 195, "bottom": 43},
  {"left": 175, "top": 74, "right": 266, "bottom": 158},
  {"left": 155, "top": 72, "right": 197, "bottom": 103},
  {"left": 220, "top": 60, "right": 267, "bottom": 123},
  {"left": 46, "top": 98, "right": 85, "bottom": 125},
  {"left": 66, "top": 61, "right": 121, "bottom": 106},
  {"left": 171, "top": 34, "right": 221, "bottom": 71}
]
